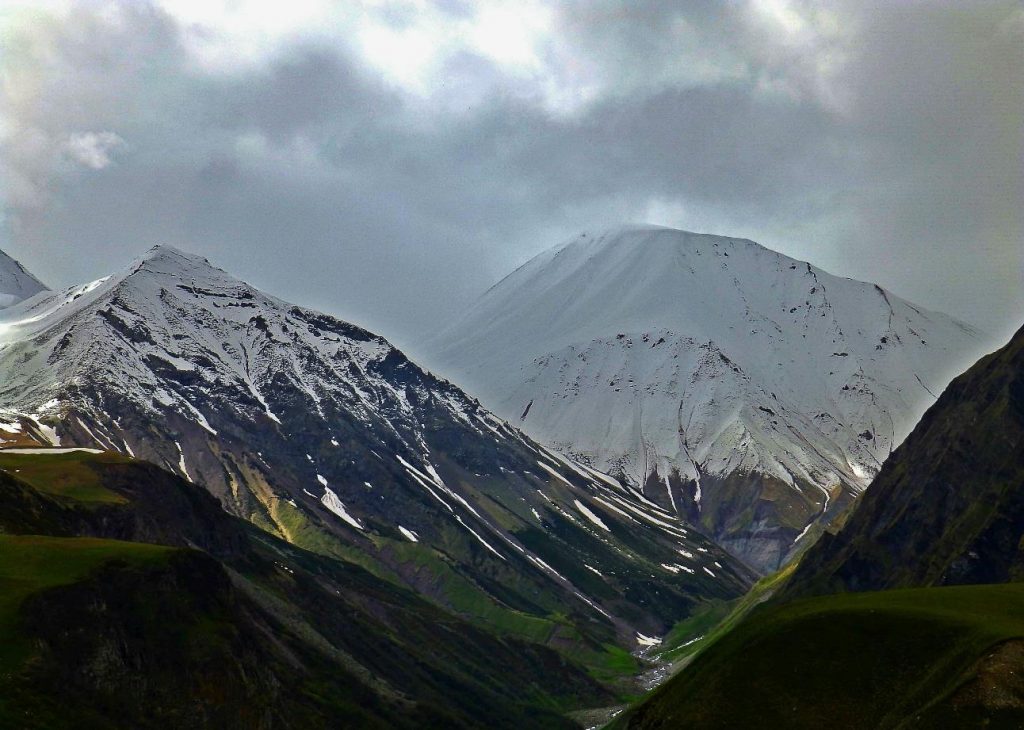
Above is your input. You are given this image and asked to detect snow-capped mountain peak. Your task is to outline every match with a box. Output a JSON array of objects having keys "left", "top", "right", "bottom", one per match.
[
  {"left": 424, "top": 224, "right": 986, "bottom": 571},
  {"left": 131, "top": 243, "right": 221, "bottom": 274},
  {"left": 0, "top": 248, "right": 46, "bottom": 308}
]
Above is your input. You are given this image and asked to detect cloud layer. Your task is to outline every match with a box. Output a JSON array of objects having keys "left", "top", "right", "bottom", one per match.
[{"left": 1, "top": 0, "right": 1021, "bottom": 348}]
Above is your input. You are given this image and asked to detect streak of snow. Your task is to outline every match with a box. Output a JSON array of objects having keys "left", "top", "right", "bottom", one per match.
[
  {"left": 0, "top": 447, "right": 102, "bottom": 454},
  {"left": 574, "top": 499, "right": 610, "bottom": 531},
  {"left": 536, "top": 460, "right": 574, "bottom": 488},
  {"left": 321, "top": 487, "right": 364, "bottom": 530},
  {"left": 664, "top": 474, "right": 677, "bottom": 512},
  {"left": 456, "top": 516, "right": 505, "bottom": 560},
  {"left": 175, "top": 441, "right": 193, "bottom": 482}
]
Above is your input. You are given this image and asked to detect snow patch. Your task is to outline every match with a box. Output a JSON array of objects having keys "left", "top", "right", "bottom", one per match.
[
  {"left": 574, "top": 499, "right": 610, "bottom": 531},
  {"left": 175, "top": 441, "right": 193, "bottom": 482},
  {"left": 321, "top": 487, "right": 364, "bottom": 530},
  {"left": 0, "top": 447, "right": 103, "bottom": 454},
  {"left": 636, "top": 633, "right": 662, "bottom": 647},
  {"left": 456, "top": 516, "right": 505, "bottom": 560},
  {"left": 536, "top": 460, "right": 575, "bottom": 488}
]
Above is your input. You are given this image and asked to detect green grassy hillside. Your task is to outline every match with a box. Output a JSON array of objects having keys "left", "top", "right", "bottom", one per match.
[
  {"left": 0, "top": 452, "right": 131, "bottom": 504},
  {"left": 610, "top": 583, "right": 1024, "bottom": 729},
  {"left": 0, "top": 450, "right": 610, "bottom": 728},
  {"left": 0, "top": 535, "right": 172, "bottom": 666}
]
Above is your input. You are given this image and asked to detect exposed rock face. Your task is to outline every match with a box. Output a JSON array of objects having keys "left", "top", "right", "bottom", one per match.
[
  {"left": 425, "top": 225, "right": 984, "bottom": 572},
  {"left": 785, "top": 323, "right": 1024, "bottom": 598}
]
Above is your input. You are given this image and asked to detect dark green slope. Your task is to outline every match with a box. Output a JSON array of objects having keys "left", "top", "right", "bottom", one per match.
[
  {"left": 610, "top": 583, "right": 1024, "bottom": 729},
  {"left": 0, "top": 451, "right": 609, "bottom": 728},
  {"left": 1, "top": 538, "right": 400, "bottom": 729},
  {"left": 785, "top": 323, "right": 1024, "bottom": 597}
]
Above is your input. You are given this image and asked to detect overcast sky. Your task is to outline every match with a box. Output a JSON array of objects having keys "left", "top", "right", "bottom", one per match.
[{"left": 1, "top": 0, "right": 1021, "bottom": 351}]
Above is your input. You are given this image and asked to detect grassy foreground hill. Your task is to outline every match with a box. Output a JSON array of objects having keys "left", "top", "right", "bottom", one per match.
[
  {"left": 0, "top": 449, "right": 614, "bottom": 728},
  {"left": 610, "top": 583, "right": 1024, "bottom": 729}
]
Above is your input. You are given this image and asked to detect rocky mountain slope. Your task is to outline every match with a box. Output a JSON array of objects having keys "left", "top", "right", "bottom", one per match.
[
  {"left": 0, "top": 449, "right": 611, "bottom": 728},
  {"left": 0, "top": 249, "right": 46, "bottom": 308},
  {"left": 784, "top": 322, "right": 1024, "bottom": 597},
  {"left": 425, "top": 225, "right": 984, "bottom": 571},
  {"left": 0, "top": 245, "right": 753, "bottom": 659}
]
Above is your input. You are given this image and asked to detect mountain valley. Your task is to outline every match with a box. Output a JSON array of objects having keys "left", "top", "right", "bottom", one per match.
[{"left": 0, "top": 239, "right": 1017, "bottom": 729}]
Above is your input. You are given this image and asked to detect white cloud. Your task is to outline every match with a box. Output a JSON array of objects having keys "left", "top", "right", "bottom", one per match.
[{"left": 63, "top": 131, "right": 126, "bottom": 169}]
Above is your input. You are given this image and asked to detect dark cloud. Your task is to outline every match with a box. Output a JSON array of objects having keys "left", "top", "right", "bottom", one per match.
[{"left": 1, "top": 1, "right": 1020, "bottom": 352}]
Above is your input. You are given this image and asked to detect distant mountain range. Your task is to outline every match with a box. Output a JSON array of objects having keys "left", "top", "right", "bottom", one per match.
[
  {"left": 0, "top": 230, "right": 1006, "bottom": 728},
  {"left": 425, "top": 225, "right": 984, "bottom": 571}
]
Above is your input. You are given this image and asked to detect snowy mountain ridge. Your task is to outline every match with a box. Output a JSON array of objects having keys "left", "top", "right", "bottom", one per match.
[
  {"left": 0, "top": 244, "right": 753, "bottom": 647},
  {"left": 425, "top": 225, "right": 986, "bottom": 570}
]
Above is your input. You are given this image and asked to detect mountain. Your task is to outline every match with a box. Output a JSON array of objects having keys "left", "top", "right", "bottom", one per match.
[
  {"left": 424, "top": 224, "right": 983, "bottom": 572},
  {"left": 0, "top": 244, "right": 754, "bottom": 664},
  {"left": 783, "top": 322, "right": 1024, "bottom": 597},
  {"left": 610, "top": 323, "right": 1024, "bottom": 729},
  {"left": 0, "top": 249, "right": 46, "bottom": 307},
  {"left": 0, "top": 448, "right": 612, "bottom": 728}
]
